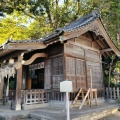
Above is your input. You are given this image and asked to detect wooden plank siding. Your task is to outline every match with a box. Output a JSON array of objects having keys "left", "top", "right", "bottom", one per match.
[
  {"left": 86, "top": 61, "right": 102, "bottom": 89},
  {"left": 85, "top": 49, "right": 100, "bottom": 62},
  {"left": 48, "top": 43, "right": 63, "bottom": 57},
  {"left": 75, "top": 36, "right": 92, "bottom": 47},
  {"left": 65, "top": 57, "right": 76, "bottom": 91},
  {"left": 85, "top": 49, "right": 103, "bottom": 89},
  {"left": 65, "top": 57, "right": 86, "bottom": 91},
  {"left": 64, "top": 36, "right": 103, "bottom": 91},
  {"left": 44, "top": 43, "right": 64, "bottom": 90},
  {"left": 64, "top": 43, "right": 84, "bottom": 59},
  {"left": 64, "top": 41, "right": 87, "bottom": 91}
]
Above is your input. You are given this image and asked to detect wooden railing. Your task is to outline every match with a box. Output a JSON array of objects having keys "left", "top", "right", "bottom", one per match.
[
  {"left": 105, "top": 87, "right": 120, "bottom": 100},
  {"left": 9, "top": 88, "right": 105, "bottom": 106},
  {"left": 97, "top": 89, "right": 105, "bottom": 98},
  {"left": 21, "top": 89, "right": 47, "bottom": 105},
  {"left": 47, "top": 91, "right": 64, "bottom": 102}
]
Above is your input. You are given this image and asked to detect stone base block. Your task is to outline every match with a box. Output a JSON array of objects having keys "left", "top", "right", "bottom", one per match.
[{"left": 22, "top": 103, "right": 49, "bottom": 110}]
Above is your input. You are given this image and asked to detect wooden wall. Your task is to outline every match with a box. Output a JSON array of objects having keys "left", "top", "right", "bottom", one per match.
[
  {"left": 64, "top": 34, "right": 103, "bottom": 91},
  {"left": 85, "top": 50, "right": 103, "bottom": 89},
  {"left": 64, "top": 43, "right": 84, "bottom": 58},
  {"left": 65, "top": 56, "right": 86, "bottom": 91},
  {"left": 44, "top": 34, "right": 103, "bottom": 91},
  {"left": 75, "top": 36, "right": 92, "bottom": 47},
  {"left": 44, "top": 43, "right": 64, "bottom": 90},
  {"left": 86, "top": 61, "right": 102, "bottom": 88}
]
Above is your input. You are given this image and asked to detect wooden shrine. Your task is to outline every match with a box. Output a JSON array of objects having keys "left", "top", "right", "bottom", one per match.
[{"left": 0, "top": 10, "right": 120, "bottom": 110}]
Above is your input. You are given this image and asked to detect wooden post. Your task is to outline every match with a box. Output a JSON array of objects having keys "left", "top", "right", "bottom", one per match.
[
  {"left": 15, "top": 66, "right": 22, "bottom": 110},
  {"left": 95, "top": 90, "right": 97, "bottom": 106},
  {"left": 90, "top": 69, "right": 92, "bottom": 107},
  {"left": 0, "top": 78, "right": 4, "bottom": 99},
  {"left": 106, "top": 87, "right": 108, "bottom": 99},
  {"left": 6, "top": 76, "right": 10, "bottom": 97},
  {"left": 113, "top": 87, "right": 116, "bottom": 99},
  {"left": 117, "top": 87, "right": 119, "bottom": 99},
  {"left": 82, "top": 90, "right": 84, "bottom": 100},
  {"left": 110, "top": 87, "right": 112, "bottom": 99}
]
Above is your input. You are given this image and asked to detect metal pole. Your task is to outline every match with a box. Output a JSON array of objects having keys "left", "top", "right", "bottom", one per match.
[{"left": 66, "top": 92, "right": 70, "bottom": 120}]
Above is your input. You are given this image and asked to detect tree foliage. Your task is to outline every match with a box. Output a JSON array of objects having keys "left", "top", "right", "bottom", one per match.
[
  {"left": 0, "top": 11, "right": 30, "bottom": 44},
  {"left": 0, "top": 0, "right": 119, "bottom": 45},
  {"left": 103, "top": 56, "right": 120, "bottom": 87}
]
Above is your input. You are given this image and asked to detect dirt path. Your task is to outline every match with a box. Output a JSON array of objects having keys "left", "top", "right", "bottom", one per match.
[{"left": 99, "top": 111, "right": 120, "bottom": 120}]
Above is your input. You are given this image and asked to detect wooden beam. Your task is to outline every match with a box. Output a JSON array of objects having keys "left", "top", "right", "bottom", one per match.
[
  {"left": 22, "top": 53, "right": 48, "bottom": 65},
  {"left": 96, "top": 19, "right": 120, "bottom": 56},
  {"left": 89, "top": 32, "right": 107, "bottom": 57},
  {"left": 89, "top": 32, "right": 102, "bottom": 50},
  {"left": 3, "top": 42, "right": 47, "bottom": 50},
  {"left": 0, "top": 50, "right": 28, "bottom": 63},
  {"left": 100, "top": 48, "right": 112, "bottom": 53},
  {"left": 61, "top": 21, "right": 96, "bottom": 41},
  {"left": 68, "top": 42, "right": 100, "bottom": 53}
]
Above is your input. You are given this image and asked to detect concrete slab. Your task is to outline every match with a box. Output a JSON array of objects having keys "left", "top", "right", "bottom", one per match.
[{"left": 0, "top": 102, "right": 119, "bottom": 120}]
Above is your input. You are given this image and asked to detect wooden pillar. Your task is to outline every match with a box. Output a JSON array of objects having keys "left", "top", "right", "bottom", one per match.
[
  {"left": 0, "top": 79, "right": 4, "bottom": 99},
  {"left": 90, "top": 69, "right": 92, "bottom": 107},
  {"left": 15, "top": 66, "right": 22, "bottom": 110}
]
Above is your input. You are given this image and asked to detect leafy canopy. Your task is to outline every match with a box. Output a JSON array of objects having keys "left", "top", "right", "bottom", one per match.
[{"left": 0, "top": 0, "right": 119, "bottom": 47}]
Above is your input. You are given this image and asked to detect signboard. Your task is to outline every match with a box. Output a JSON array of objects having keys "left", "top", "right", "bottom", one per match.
[
  {"left": 60, "top": 81, "right": 73, "bottom": 92},
  {"left": 29, "top": 62, "right": 44, "bottom": 70}
]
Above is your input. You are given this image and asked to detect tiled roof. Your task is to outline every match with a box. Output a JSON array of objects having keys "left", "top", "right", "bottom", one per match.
[
  {"left": 8, "top": 29, "right": 63, "bottom": 43},
  {"left": 3, "top": 10, "right": 100, "bottom": 44},
  {"left": 62, "top": 10, "right": 100, "bottom": 32}
]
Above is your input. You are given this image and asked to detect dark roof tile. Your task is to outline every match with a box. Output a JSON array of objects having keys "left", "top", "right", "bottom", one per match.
[{"left": 62, "top": 10, "right": 100, "bottom": 32}]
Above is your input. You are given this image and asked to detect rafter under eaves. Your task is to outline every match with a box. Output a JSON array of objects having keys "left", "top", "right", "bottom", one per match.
[{"left": 3, "top": 42, "right": 47, "bottom": 50}]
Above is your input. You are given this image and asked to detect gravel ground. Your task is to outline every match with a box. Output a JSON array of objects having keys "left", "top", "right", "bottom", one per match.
[{"left": 99, "top": 111, "right": 120, "bottom": 120}]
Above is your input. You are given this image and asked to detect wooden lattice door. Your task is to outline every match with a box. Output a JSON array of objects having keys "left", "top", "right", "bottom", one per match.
[
  {"left": 52, "top": 57, "right": 63, "bottom": 89},
  {"left": 76, "top": 59, "right": 86, "bottom": 89}
]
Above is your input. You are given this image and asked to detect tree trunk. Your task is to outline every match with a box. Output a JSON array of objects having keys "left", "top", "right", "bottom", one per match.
[{"left": 45, "top": 1, "right": 53, "bottom": 28}]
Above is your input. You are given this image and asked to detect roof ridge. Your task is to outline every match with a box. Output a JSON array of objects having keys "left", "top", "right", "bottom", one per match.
[{"left": 91, "top": 10, "right": 100, "bottom": 17}]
